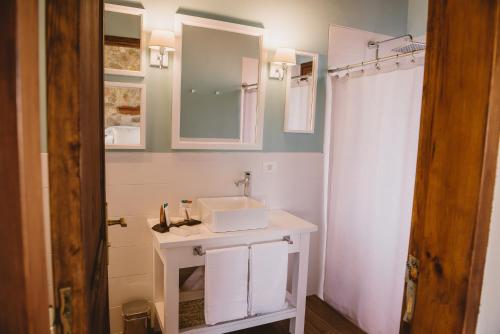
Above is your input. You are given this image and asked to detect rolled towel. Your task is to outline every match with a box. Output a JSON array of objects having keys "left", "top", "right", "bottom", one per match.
[{"left": 181, "top": 266, "right": 204, "bottom": 291}]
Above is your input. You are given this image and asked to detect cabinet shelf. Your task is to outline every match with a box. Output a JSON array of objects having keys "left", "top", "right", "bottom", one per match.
[{"left": 154, "top": 299, "right": 297, "bottom": 334}]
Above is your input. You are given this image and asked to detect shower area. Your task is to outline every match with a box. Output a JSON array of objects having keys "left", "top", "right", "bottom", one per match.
[{"left": 322, "top": 26, "right": 426, "bottom": 334}]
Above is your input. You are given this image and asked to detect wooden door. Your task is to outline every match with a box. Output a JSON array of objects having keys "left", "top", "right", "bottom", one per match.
[
  {"left": 46, "top": 0, "right": 109, "bottom": 333},
  {"left": 401, "top": 1, "right": 500, "bottom": 333},
  {"left": 0, "top": 0, "right": 50, "bottom": 332}
]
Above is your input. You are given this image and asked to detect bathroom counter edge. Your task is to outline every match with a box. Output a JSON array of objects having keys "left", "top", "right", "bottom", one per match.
[{"left": 148, "top": 209, "right": 318, "bottom": 249}]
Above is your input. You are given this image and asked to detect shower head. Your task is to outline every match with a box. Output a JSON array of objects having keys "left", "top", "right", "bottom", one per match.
[{"left": 391, "top": 41, "right": 426, "bottom": 54}]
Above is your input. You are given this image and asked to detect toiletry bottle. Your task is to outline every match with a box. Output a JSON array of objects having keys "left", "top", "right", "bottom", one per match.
[
  {"left": 153, "top": 202, "right": 171, "bottom": 233},
  {"left": 163, "top": 202, "right": 171, "bottom": 227},
  {"left": 180, "top": 199, "right": 193, "bottom": 220}
]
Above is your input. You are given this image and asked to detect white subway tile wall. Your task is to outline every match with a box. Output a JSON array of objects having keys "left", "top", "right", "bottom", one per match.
[{"left": 41, "top": 152, "right": 324, "bottom": 333}]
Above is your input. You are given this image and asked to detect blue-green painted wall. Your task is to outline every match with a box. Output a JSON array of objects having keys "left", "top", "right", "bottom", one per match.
[
  {"left": 407, "top": 0, "right": 428, "bottom": 36},
  {"left": 40, "top": 0, "right": 410, "bottom": 152},
  {"left": 104, "top": 11, "right": 142, "bottom": 38}
]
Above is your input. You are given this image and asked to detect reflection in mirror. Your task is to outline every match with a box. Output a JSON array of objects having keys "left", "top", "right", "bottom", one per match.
[
  {"left": 172, "top": 14, "right": 265, "bottom": 150},
  {"left": 180, "top": 25, "right": 259, "bottom": 141},
  {"left": 284, "top": 51, "right": 318, "bottom": 133},
  {"left": 104, "top": 82, "right": 146, "bottom": 149},
  {"left": 104, "top": 4, "right": 144, "bottom": 76}
]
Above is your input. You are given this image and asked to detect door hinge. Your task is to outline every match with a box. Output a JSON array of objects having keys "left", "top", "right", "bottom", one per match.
[
  {"left": 403, "top": 255, "right": 419, "bottom": 323},
  {"left": 56, "top": 286, "right": 72, "bottom": 334},
  {"left": 49, "top": 305, "right": 56, "bottom": 334}
]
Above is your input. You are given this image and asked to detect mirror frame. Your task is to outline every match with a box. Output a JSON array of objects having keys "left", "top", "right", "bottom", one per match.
[
  {"left": 171, "top": 14, "right": 266, "bottom": 150},
  {"left": 104, "top": 3, "right": 146, "bottom": 77},
  {"left": 104, "top": 81, "right": 147, "bottom": 150},
  {"left": 284, "top": 50, "right": 318, "bottom": 133}
]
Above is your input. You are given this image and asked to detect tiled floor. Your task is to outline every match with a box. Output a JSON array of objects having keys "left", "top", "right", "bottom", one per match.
[{"left": 231, "top": 295, "right": 365, "bottom": 334}]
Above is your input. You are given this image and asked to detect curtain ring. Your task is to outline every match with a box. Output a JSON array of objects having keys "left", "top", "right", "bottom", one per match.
[
  {"left": 411, "top": 52, "right": 416, "bottom": 64},
  {"left": 361, "top": 62, "right": 365, "bottom": 74},
  {"left": 395, "top": 54, "right": 400, "bottom": 67},
  {"left": 346, "top": 65, "right": 350, "bottom": 78}
]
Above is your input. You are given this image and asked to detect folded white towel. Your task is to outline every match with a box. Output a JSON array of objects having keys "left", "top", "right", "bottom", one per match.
[
  {"left": 249, "top": 241, "right": 288, "bottom": 315},
  {"left": 204, "top": 246, "right": 249, "bottom": 325}
]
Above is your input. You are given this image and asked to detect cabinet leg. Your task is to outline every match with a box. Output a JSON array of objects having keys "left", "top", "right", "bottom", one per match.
[
  {"left": 289, "top": 233, "right": 310, "bottom": 334},
  {"left": 164, "top": 258, "right": 179, "bottom": 334}
]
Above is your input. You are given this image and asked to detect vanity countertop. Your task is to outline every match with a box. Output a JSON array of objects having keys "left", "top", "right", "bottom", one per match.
[{"left": 148, "top": 209, "right": 317, "bottom": 249}]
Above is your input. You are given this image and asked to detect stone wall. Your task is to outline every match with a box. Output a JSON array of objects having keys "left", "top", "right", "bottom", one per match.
[
  {"left": 104, "top": 45, "right": 140, "bottom": 71},
  {"left": 104, "top": 85, "right": 141, "bottom": 127}
]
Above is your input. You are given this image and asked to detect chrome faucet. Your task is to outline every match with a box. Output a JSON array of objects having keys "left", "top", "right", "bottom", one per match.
[{"left": 234, "top": 171, "right": 251, "bottom": 197}]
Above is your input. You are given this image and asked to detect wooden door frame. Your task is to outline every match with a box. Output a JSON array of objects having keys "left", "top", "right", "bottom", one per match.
[
  {"left": 402, "top": 1, "right": 500, "bottom": 333},
  {"left": 2, "top": 0, "right": 500, "bottom": 333},
  {"left": 46, "top": 0, "right": 108, "bottom": 333},
  {"left": 0, "top": 0, "right": 50, "bottom": 332}
]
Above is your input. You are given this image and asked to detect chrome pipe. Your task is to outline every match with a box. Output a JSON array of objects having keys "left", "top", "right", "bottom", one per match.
[
  {"left": 327, "top": 49, "right": 425, "bottom": 75},
  {"left": 367, "top": 34, "right": 415, "bottom": 49},
  {"left": 193, "top": 236, "right": 294, "bottom": 256}
]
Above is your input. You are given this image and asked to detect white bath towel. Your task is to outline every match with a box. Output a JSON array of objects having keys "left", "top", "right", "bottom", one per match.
[
  {"left": 249, "top": 241, "right": 289, "bottom": 315},
  {"left": 204, "top": 246, "right": 249, "bottom": 325}
]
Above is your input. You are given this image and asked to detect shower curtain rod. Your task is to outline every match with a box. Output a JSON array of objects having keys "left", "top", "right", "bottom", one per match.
[
  {"left": 327, "top": 49, "right": 425, "bottom": 75},
  {"left": 241, "top": 83, "right": 258, "bottom": 91}
]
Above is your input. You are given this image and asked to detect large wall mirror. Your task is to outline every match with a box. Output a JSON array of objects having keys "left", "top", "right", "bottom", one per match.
[
  {"left": 284, "top": 51, "right": 318, "bottom": 133},
  {"left": 171, "top": 14, "right": 266, "bottom": 150},
  {"left": 104, "top": 4, "right": 145, "bottom": 77}
]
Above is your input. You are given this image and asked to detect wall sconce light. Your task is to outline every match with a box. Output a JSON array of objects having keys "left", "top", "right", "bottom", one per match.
[
  {"left": 270, "top": 48, "right": 296, "bottom": 80},
  {"left": 149, "top": 30, "right": 175, "bottom": 69}
]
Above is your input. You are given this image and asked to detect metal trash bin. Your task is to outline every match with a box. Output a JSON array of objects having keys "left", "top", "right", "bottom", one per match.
[{"left": 122, "top": 300, "right": 151, "bottom": 334}]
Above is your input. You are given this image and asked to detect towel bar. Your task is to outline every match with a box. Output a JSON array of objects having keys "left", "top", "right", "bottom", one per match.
[{"left": 193, "top": 236, "right": 293, "bottom": 256}]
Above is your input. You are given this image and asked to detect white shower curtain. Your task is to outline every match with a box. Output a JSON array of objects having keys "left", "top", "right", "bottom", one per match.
[
  {"left": 241, "top": 88, "right": 257, "bottom": 143},
  {"left": 286, "top": 80, "right": 311, "bottom": 130},
  {"left": 324, "top": 65, "right": 424, "bottom": 334}
]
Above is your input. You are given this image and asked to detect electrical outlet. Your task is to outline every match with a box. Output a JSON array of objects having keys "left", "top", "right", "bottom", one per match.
[{"left": 263, "top": 161, "right": 277, "bottom": 173}]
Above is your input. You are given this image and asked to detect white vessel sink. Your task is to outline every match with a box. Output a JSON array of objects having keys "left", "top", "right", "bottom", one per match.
[{"left": 197, "top": 196, "right": 268, "bottom": 232}]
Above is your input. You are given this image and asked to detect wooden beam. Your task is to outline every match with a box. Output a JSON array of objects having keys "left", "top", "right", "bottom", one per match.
[
  {"left": 403, "top": 0, "right": 500, "bottom": 333},
  {"left": 300, "top": 61, "right": 313, "bottom": 76},
  {"left": 117, "top": 105, "right": 141, "bottom": 115},
  {"left": 0, "top": 0, "right": 50, "bottom": 332},
  {"left": 104, "top": 35, "right": 140, "bottom": 48}
]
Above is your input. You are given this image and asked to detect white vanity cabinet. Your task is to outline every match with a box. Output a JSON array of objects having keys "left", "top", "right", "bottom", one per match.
[{"left": 149, "top": 210, "right": 317, "bottom": 334}]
